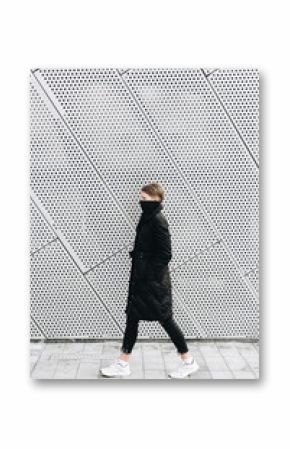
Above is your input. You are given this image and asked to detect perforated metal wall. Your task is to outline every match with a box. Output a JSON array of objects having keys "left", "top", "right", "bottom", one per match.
[{"left": 30, "top": 68, "right": 259, "bottom": 339}]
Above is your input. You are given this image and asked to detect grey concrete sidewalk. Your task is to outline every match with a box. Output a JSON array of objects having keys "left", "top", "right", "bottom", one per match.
[{"left": 30, "top": 340, "right": 259, "bottom": 380}]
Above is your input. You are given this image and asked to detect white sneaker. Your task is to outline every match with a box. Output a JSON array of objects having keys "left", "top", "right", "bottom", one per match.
[
  {"left": 100, "top": 358, "right": 131, "bottom": 377},
  {"left": 168, "top": 358, "right": 200, "bottom": 379}
]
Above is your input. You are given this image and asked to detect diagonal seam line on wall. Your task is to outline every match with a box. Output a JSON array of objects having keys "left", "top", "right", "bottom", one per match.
[
  {"left": 30, "top": 70, "right": 135, "bottom": 233},
  {"left": 30, "top": 191, "right": 124, "bottom": 335},
  {"left": 30, "top": 188, "right": 87, "bottom": 273},
  {"left": 170, "top": 239, "right": 221, "bottom": 274},
  {"left": 204, "top": 68, "right": 219, "bottom": 78},
  {"left": 244, "top": 263, "right": 259, "bottom": 277},
  {"left": 31, "top": 237, "right": 59, "bottom": 256},
  {"left": 30, "top": 314, "right": 47, "bottom": 338},
  {"left": 171, "top": 239, "right": 257, "bottom": 338},
  {"left": 30, "top": 70, "right": 206, "bottom": 335},
  {"left": 200, "top": 69, "right": 259, "bottom": 169},
  {"left": 174, "top": 294, "right": 206, "bottom": 338},
  {"left": 117, "top": 69, "right": 258, "bottom": 303},
  {"left": 85, "top": 237, "right": 220, "bottom": 276},
  {"left": 119, "top": 68, "right": 131, "bottom": 75},
  {"left": 83, "top": 243, "right": 133, "bottom": 275}
]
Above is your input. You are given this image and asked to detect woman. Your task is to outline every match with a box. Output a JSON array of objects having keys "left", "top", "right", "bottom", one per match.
[{"left": 100, "top": 182, "right": 199, "bottom": 379}]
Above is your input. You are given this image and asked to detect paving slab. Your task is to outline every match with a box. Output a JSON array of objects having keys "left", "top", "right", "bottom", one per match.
[
  {"left": 53, "top": 360, "right": 80, "bottom": 379},
  {"left": 202, "top": 355, "right": 230, "bottom": 372},
  {"left": 77, "top": 362, "right": 101, "bottom": 379},
  {"left": 31, "top": 360, "right": 58, "bottom": 379},
  {"left": 144, "top": 370, "right": 167, "bottom": 379}
]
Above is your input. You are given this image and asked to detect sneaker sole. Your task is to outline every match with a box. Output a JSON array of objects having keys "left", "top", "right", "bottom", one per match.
[
  {"left": 100, "top": 370, "right": 132, "bottom": 378},
  {"left": 168, "top": 365, "right": 200, "bottom": 379}
]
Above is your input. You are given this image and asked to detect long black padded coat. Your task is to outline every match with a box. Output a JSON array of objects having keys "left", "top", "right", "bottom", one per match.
[{"left": 125, "top": 201, "right": 173, "bottom": 321}]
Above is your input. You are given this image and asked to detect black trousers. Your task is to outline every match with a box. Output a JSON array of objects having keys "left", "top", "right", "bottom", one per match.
[{"left": 121, "top": 314, "right": 189, "bottom": 354}]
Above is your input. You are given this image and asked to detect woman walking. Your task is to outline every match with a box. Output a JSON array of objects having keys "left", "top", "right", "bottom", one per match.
[{"left": 100, "top": 182, "right": 199, "bottom": 379}]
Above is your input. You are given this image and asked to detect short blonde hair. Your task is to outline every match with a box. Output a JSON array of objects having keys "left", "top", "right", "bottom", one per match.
[{"left": 141, "top": 182, "right": 165, "bottom": 202}]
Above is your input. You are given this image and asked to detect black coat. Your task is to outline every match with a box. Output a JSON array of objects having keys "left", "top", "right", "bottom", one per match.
[{"left": 125, "top": 202, "right": 173, "bottom": 321}]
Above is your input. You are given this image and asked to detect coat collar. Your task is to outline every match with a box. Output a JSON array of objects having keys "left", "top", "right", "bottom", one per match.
[{"left": 138, "top": 201, "right": 163, "bottom": 226}]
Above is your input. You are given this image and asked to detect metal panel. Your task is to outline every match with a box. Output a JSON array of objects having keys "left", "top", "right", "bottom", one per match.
[
  {"left": 209, "top": 69, "right": 259, "bottom": 164},
  {"left": 171, "top": 241, "right": 259, "bottom": 338},
  {"left": 30, "top": 78, "right": 133, "bottom": 271},
  {"left": 30, "top": 239, "right": 122, "bottom": 338},
  {"left": 30, "top": 199, "right": 56, "bottom": 253},
  {"left": 245, "top": 265, "right": 259, "bottom": 296},
  {"left": 30, "top": 317, "right": 44, "bottom": 338}
]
